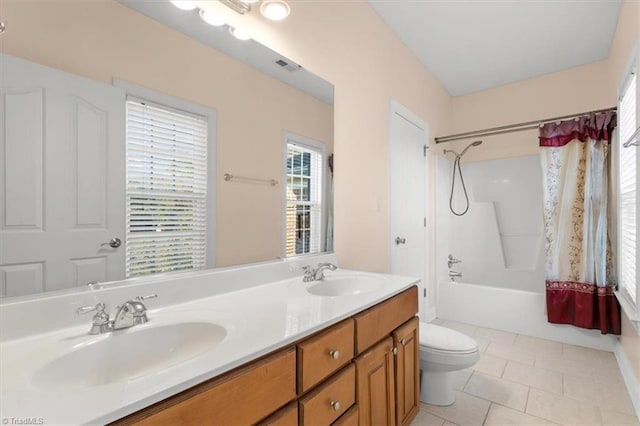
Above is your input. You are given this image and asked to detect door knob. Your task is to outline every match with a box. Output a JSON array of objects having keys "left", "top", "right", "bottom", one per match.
[
  {"left": 395, "top": 237, "right": 406, "bottom": 245},
  {"left": 101, "top": 237, "right": 122, "bottom": 248}
]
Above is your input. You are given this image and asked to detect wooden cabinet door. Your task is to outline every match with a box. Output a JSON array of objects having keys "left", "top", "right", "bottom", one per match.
[
  {"left": 355, "top": 337, "right": 396, "bottom": 426},
  {"left": 393, "top": 317, "right": 419, "bottom": 426},
  {"left": 118, "top": 349, "right": 296, "bottom": 425}
]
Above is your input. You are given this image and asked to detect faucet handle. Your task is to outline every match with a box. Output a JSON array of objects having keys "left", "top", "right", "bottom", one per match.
[
  {"left": 447, "top": 254, "right": 462, "bottom": 269},
  {"left": 76, "top": 303, "right": 106, "bottom": 315},
  {"left": 302, "top": 265, "right": 315, "bottom": 282},
  {"left": 76, "top": 303, "right": 111, "bottom": 334},
  {"left": 136, "top": 294, "right": 158, "bottom": 302},
  {"left": 131, "top": 294, "right": 156, "bottom": 325}
]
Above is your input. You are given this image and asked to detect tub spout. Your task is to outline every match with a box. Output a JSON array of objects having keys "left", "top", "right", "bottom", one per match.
[{"left": 449, "top": 270, "right": 462, "bottom": 281}]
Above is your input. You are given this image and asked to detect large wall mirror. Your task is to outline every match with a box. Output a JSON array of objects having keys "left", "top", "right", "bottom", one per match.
[{"left": 0, "top": 0, "right": 334, "bottom": 299}]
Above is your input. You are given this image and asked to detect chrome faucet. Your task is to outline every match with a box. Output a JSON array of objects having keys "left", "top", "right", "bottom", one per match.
[
  {"left": 449, "top": 270, "right": 462, "bottom": 281},
  {"left": 76, "top": 294, "right": 157, "bottom": 334},
  {"left": 76, "top": 303, "right": 113, "bottom": 334},
  {"left": 302, "top": 263, "right": 338, "bottom": 282},
  {"left": 313, "top": 262, "right": 338, "bottom": 281},
  {"left": 448, "top": 254, "right": 462, "bottom": 269}
]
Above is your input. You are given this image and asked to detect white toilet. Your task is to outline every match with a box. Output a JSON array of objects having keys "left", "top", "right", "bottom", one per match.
[{"left": 418, "top": 322, "right": 480, "bottom": 406}]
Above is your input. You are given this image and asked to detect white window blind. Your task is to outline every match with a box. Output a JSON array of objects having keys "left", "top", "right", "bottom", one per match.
[
  {"left": 285, "top": 143, "right": 323, "bottom": 256},
  {"left": 618, "top": 70, "right": 637, "bottom": 304},
  {"left": 126, "top": 97, "right": 207, "bottom": 277}
]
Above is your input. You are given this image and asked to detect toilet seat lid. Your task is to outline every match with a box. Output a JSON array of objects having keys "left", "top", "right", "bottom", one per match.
[{"left": 419, "top": 323, "right": 478, "bottom": 353}]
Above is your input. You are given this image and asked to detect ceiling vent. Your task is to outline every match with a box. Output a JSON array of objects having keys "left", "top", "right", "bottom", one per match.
[{"left": 275, "top": 58, "right": 301, "bottom": 72}]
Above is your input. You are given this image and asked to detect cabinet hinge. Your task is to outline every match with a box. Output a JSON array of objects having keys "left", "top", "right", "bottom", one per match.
[
  {"left": 424, "top": 217, "right": 427, "bottom": 227},
  {"left": 423, "top": 144, "right": 428, "bottom": 157},
  {"left": 423, "top": 288, "right": 427, "bottom": 298}
]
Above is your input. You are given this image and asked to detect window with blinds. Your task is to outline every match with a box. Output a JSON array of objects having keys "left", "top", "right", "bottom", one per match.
[
  {"left": 126, "top": 98, "right": 208, "bottom": 277},
  {"left": 285, "top": 142, "right": 323, "bottom": 257},
  {"left": 618, "top": 68, "right": 637, "bottom": 305}
]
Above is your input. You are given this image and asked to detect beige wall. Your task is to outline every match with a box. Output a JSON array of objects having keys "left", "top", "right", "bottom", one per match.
[
  {"left": 1, "top": 0, "right": 454, "bottom": 298},
  {"left": 204, "top": 1, "right": 453, "bottom": 275},
  {"left": 448, "top": 59, "right": 611, "bottom": 162},
  {"left": 0, "top": 0, "right": 333, "bottom": 267}
]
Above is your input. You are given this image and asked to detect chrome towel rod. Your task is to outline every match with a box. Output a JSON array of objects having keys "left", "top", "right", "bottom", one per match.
[
  {"left": 223, "top": 173, "right": 278, "bottom": 186},
  {"left": 623, "top": 127, "right": 640, "bottom": 148},
  {"left": 434, "top": 106, "right": 617, "bottom": 144}
]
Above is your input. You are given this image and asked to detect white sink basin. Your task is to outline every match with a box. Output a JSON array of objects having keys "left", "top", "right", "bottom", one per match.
[
  {"left": 32, "top": 322, "right": 226, "bottom": 388},
  {"left": 307, "top": 276, "right": 385, "bottom": 296}
]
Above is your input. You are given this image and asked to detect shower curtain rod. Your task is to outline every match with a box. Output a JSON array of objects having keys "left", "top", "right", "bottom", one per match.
[{"left": 434, "top": 106, "right": 617, "bottom": 144}]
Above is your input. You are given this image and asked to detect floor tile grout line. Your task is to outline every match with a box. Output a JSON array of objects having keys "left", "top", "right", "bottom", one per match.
[
  {"left": 523, "top": 385, "right": 531, "bottom": 414},
  {"left": 489, "top": 399, "right": 565, "bottom": 425},
  {"left": 461, "top": 369, "right": 473, "bottom": 390},
  {"left": 499, "top": 358, "right": 508, "bottom": 378},
  {"left": 482, "top": 402, "right": 493, "bottom": 425}
]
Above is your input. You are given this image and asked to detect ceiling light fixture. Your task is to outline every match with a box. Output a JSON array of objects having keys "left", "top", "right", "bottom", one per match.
[
  {"left": 219, "top": 0, "right": 251, "bottom": 15},
  {"left": 199, "top": 9, "right": 226, "bottom": 26},
  {"left": 170, "top": 0, "right": 198, "bottom": 11},
  {"left": 229, "top": 26, "right": 252, "bottom": 41},
  {"left": 260, "top": 0, "right": 290, "bottom": 21}
]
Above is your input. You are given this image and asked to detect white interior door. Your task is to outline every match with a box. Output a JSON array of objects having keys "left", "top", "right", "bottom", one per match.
[
  {"left": 390, "top": 101, "right": 428, "bottom": 318},
  {"left": 0, "top": 54, "right": 125, "bottom": 297}
]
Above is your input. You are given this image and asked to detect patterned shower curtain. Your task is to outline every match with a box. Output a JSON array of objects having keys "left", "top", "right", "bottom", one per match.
[{"left": 540, "top": 112, "right": 621, "bottom": 335}]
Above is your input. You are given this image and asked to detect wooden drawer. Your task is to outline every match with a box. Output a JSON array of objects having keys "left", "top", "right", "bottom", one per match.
[
  {"left": 297, "top": 319, "right": 355, "bottom": 393},
  {"left": 353, "top": 286, "right": 418, "bottom": 354},
  {"left": 299, "top": 364, "right": 356, "bottom": 426},
  {"left": 118, "top": 348, "right": 296, "bottom": 425},
  {"left": 333, "top": 405, "right": 358, "bottom": 426},
  {"left": 257, "top": 402, "right": 298, "bottom": 426}
]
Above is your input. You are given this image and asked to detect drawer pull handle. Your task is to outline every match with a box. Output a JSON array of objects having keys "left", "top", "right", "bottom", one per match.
[
  {"left": 329, "top": 350, "right": 340, "bottom": 360},
  {"left": 330, "top": 400, "right": 341, "bottom": 411},
  {"left": 392, "top": 347, "right": 398, "bottom": 355},
  {"left": 400, "top": 339, "right": 406, "bottom": 345}
]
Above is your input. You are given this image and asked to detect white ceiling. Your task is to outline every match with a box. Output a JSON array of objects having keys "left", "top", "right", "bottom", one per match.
[{"left": 367, "top": 0, "right": 622, "bottom": 96}]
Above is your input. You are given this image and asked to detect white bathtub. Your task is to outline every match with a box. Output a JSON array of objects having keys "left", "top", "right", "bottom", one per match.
[{"left": 437, "top": 280, "right": 616, "bottom": 351}]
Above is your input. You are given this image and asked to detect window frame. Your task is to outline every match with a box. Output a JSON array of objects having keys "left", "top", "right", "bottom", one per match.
[
  {"left": 614, "top": 44, "right": 640, "bottom": 329},
  {"left": 281, "top": 133, "right": 327, "bottom": 259},
  {"left": 115, "top": 79, "right": 216, "bottom": 276}
]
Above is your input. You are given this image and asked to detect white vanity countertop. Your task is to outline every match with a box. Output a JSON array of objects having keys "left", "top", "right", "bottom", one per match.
[{"left": 0, "top": 270, "right": 419, "bottom": 425}]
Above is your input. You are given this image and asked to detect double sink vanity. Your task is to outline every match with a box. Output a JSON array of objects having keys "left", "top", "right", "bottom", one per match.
[{"left": 0, "top": 255, "right": 420, "bottom": 425}]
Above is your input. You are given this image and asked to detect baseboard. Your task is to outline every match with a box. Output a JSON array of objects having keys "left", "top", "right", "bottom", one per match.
[{"left": 614, "top": 341, "right": 640, "bottom": 421}]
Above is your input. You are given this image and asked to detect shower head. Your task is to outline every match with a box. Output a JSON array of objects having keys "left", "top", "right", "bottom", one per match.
[
  {"left": 459, "top": 140, "right": 483, "bottom": 157},
  {"left": 443, "top": 140, "right": 482, "bottom": 159}
]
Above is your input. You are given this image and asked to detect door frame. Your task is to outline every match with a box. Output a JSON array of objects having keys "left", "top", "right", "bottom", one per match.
[{"left": 388, "top": 99, "right": 430, "bottom": 320}]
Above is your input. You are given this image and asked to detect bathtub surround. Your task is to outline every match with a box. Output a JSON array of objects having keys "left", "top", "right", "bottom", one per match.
[
  {"left": 435, "top": 155, "right": 617, "bottom": 351},
  {"left": 437, "top": 155, "right": 545, "bottom": 293},
  {"left": 540, "top": 113, "right": 620, "bottom": 335}
]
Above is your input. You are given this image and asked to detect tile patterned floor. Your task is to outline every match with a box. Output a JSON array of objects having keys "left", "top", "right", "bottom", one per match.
[{"left": 412, "top": 319, "right": 639, "bottom": 426}]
